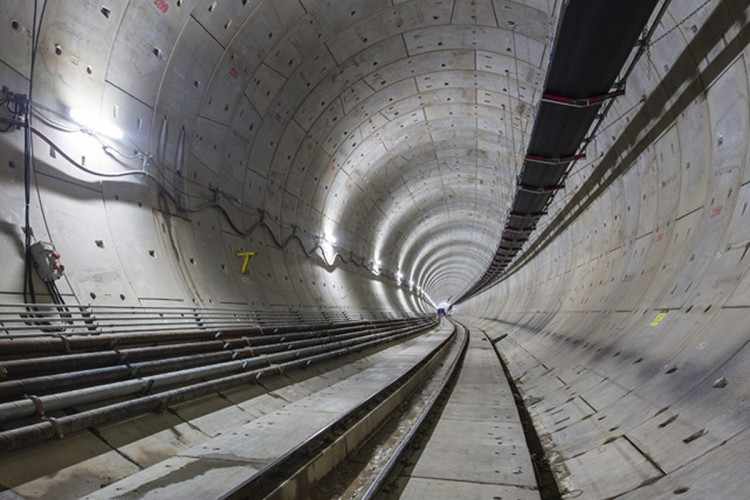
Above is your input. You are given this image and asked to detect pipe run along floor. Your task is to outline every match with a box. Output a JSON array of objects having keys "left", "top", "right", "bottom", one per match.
[{"left": 81, "top": 322, "right": 455, "bottom": 499}]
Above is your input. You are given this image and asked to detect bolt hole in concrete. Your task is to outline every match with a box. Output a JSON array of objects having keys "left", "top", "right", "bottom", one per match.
[
  {"left": 659, "top": 414, "right": 679, "bottom": 428},
  {"left": 683, "top": 429, "right": 708, "bottom": 444}
]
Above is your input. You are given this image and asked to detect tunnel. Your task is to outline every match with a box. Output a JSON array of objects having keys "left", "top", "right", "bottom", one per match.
[{"left": 0, "top": 0, "right": 748, "bottom": 498}]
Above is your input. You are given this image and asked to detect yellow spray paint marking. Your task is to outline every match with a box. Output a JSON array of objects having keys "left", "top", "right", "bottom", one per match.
[
  {"left": 650, "top": 312, "right": 667, "bottom": 326},
  {"left": 236, "top": 251, "right": 257, "bottom": 274}
]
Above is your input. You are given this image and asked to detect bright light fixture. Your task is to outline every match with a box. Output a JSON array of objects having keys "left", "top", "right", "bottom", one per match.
[
  {"left": 320, "top": 233, "right": 336, "bottom": 263},
  {"left": 70, "top": 108, "right": 124, "bottom": 140},
  {"left": 395, "top": 271, "right": 403, "bottom": 280}
]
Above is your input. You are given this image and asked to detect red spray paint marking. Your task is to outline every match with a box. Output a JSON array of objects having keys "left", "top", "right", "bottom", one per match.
[
  {"left": 710, "top": 206, "right": 722, "bottom": 218},
  {"left": 154, "top": 0, "right": 169, "bottom": 14},
  {"left": 229, "top": 67, "right": 240, "bottom": 79}
]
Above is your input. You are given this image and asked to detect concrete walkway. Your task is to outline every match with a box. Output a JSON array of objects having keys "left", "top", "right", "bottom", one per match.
[{"left": 394, "top": 327, "right": 540, "bottom": 500}]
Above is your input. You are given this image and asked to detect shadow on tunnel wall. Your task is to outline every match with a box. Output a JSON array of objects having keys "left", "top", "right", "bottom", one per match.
[{"left": 459, "top": 2, "right": 750, "bottom": 497}]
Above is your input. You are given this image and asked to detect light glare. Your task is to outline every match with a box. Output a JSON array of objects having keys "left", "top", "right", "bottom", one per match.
[{"left": 71, "top": 108, "right": 124, "bottom": 140}]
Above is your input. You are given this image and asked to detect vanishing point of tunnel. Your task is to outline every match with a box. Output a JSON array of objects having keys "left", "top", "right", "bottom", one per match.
[{"left": 0, "top": 1, "right": 748, "bottom": 499}]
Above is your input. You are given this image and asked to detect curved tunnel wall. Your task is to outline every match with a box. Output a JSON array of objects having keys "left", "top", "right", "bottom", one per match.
[
  {"left": 0, "top": 0, "right": 551, "bottom": 313},
  {"left": 0, "top": 0, "right": 559, "bottom": 315},
  {"left": 0, "top": 0, "right": 749, "bottom": 497},
  {"left": 461, "top": 1, "right": 750, "bottom": 497}
]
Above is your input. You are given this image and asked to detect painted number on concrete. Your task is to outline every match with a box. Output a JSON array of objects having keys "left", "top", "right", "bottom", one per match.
[
  {"left": 237, "top": 251, "right": 257, "bottom": 274},
  {"left": 650, "top": 312, "right": 667, "bottom": 326}
]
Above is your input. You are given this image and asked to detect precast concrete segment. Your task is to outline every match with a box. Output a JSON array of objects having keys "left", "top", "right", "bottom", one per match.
[
  {"left": 394, "top": 328, "right": 540, "bottom": 500},
  {"left": 453, "top": 2, "right": 750, "bottom": 497},
  {"left": 83, "top": 323, "right": 454, "bottom": 499},
  {"left": 0, "top": 0, "right": 750, "bottom": 497},
  {"left": 458, "top": 0, "right": 662, "bottom": 300},
  {"left": 0, "top": 0, "right": 557, "bottom": 314}
]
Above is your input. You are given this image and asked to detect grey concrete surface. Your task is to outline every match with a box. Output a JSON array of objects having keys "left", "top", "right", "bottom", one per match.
[
  {"left": 0, "top": 0, "right": 749, "bottom": 498},
  {"left": 396, "top": 329, "right": 540, "bottom": 499}
]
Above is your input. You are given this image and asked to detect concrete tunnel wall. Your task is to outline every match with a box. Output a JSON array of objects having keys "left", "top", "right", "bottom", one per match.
[
  {"left": 0, "top": 0, "right": 749, "bottom": 497},
  {"left": 0, "top": 0, "right": 562, "bottom": 317},
  {"left": 459, "top": 1, "right": 750, "bottom": 497},
  {"left": 0, "top": 0, "right": 560, "bottom": 313}
]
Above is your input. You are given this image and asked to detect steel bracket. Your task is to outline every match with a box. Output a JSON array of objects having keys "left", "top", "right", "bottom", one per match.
[{"left": 541, "top": 87, "right": 625, "bottom": 108}]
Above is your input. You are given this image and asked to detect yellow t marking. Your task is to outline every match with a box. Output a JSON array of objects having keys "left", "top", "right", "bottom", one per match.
[{"left": 236, "top": 251, "right": 257, "bottom": 274}]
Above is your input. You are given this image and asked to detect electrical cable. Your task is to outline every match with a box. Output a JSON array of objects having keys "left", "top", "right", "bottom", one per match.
[
  {"left": 2, "top": 12, "right": 408, "bottom": 298},
  {"left": 30, "top": 124, "right": 386, "bottom": 276},
  {"left": 28, "top": 126, "right": 180, "bottom": 206},
  {"left": 26, "top": 120, "right": 382, "bottom": 275},
  {"left": 26, "top": 105, "right": 220, "bottom": 205},
  {"left": 23, "top": 0, "right": 48, "bottom": 304}
]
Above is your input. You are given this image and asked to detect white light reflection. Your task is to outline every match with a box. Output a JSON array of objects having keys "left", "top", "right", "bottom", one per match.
[{"left": 70, "top": 108, "right": 124, "bottom": 140}]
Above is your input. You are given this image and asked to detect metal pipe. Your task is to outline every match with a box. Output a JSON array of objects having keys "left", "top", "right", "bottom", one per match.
[
  {"left": 0, "top": 319, "right": 432, "bottom": 423},
  {"left": 0, "top": 318, "right": 406, "bottom": 354},
  {"left": 0, "top": 319, "right": 419, "bottom": 377},
  {"left": 0, "top": 320, "right": 425, "bottom": 399},
  {"left": 0, "top": 320, "right": 437, "bottom": 451}
]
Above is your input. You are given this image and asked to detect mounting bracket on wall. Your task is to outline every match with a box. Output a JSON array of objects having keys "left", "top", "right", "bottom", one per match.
[
  {"left": 540, "top": 87, "right": 626, "bottom": 108},
  {"left": 525, "top": 153, "right": 586, "bottom": 166},
  {"left": 517, "top": 183, "right": 565, "bottom": 195}
]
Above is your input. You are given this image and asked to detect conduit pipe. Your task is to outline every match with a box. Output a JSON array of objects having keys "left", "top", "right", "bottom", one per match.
[
  {"left": 0, "top": 317, "right": 406, "bottom": 354},
  {"left": 0, "top": 319, "right": 438, "bottom": 451},
  {"left": 0, "top": 319, "right": 424, "bottom": 400},
  {"left": 0, "top": 319, "right": 433, "bottom": 424}
]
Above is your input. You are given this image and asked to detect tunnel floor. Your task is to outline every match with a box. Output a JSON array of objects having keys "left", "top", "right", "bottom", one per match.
[{"left": 0, "top": 319, "right": 554, "bottom": 499}]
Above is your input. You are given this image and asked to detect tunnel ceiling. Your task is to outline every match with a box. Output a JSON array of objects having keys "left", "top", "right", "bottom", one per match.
[{"left": 6, "top": 0, "right": 559, "bottom": 306}]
